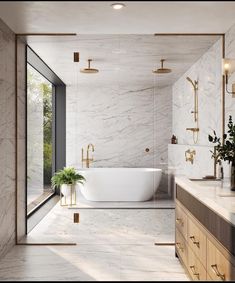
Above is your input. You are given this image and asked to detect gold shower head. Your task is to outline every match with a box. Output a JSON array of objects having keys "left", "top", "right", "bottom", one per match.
[
  {"left": 152, "top": 59, "right": 172, "bottom": 74},
  {"left": 80, "top": 59, "right": 99, "bottom": 73}
]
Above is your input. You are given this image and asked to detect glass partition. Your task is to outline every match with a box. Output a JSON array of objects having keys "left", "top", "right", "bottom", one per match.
[{"left": 27, "top": 63, "right": 54, "bottom": 215}]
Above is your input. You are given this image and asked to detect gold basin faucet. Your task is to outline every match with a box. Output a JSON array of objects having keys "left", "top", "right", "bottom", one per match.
[{"left": 82, "top": 143, "right": 95, "bottom": 168}]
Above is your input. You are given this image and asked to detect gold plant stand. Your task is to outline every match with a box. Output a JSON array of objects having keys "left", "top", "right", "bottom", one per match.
[{"left": 60, "top": 185, "right": 77, "bottom": 206}]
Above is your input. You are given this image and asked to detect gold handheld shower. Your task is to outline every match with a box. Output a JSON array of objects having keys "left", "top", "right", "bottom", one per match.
[
  {"left": 186, "top": 76, "right": 199, "bottom": 144},
  {"left": 186, "top": 77, "right": 198, "bottom": 91}
]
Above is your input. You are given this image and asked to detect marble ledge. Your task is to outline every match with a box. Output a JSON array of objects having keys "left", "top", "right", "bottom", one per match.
[
  {"left": 168, "top": 143, "right": 213, "bottom": 148},
  {"left": 175, "top": 176, "right": 235, "bottom": 226}
]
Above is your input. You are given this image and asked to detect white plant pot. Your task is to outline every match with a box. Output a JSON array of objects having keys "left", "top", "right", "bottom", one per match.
[
  {"left": 222, "top": 161, "right": 231, "bottom": 187},
  {"left": 61, "top": 184, "right": 73, "bottom": 198}
]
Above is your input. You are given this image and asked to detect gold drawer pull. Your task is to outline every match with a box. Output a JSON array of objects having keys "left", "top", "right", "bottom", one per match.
[
  {"left": 190, "top": 265, "right": 200, "bottom": 280},
  {"left": 189, "top": 236, "right": 200, "bottom": 248},
  {"left": 211, "top": 264, "right": 225, "bottom": 281},
  {"left": 176, "top": 242, "right": 184, "bottom": 252},
  {"left": 176, "top": 218, "right": 184, "bottom": 226}
]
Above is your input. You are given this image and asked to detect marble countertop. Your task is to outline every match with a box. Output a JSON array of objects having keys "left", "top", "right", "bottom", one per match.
[{"left": 175, "top": 176, "right": 235, "bottom": 226}]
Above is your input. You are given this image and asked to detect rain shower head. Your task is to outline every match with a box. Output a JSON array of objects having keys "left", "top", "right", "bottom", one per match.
[
  {"left": 80, "top": 59, "right": 99, "bottom": 73},
  {"left": 152, "top": 59, "right": 172, "bottom": 74}
]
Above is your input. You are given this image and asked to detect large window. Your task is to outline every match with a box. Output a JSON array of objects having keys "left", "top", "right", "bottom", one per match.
[
  {"left": 26, "top": 46, "right": 66, "bottom": 228},
  {"left": 27, "top": 64, "right": 54, "bottom": 214}
]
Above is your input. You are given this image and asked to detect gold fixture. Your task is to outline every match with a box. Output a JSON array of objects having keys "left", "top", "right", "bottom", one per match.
[
  {"left": 111, "top": 3, "right": 126, "bottom": 9},
  {"left": 186, "top": 77, "right": 198, "bottom": 122},
  {"left": 190, "top": 265, "right": 200, "bottom": 280},
  {"left": 223, "top": 58, "right": 235, "bottom": 96},
  {"left": 60, "top": 185, "right": 77, "bottom": 207},
  {"left": 73, "top": 52, "right": 79, "bottom": 62},
  {"left": 211, "top": 264, "right": 225, "bottom": 280},
  {"left": 186, "top": 77, "right": 199, "bottom": 144},
  {"left": 74, "top": 213, "right": 80, "bottom": 223},
  {"left": 185, "top": 149, "right": 196, "bottom": 164},
  {"left": 186, "top": 127, "right": 199, "bottom": 132},
  {"left": 80, "top": 59, "right": 99, "bottom": 73},
  {"left": 81, "top": 143, "right": 95, "bottom": 168},
  {"left": 152, "top": 59, "right": 172, "bottom": 74}
]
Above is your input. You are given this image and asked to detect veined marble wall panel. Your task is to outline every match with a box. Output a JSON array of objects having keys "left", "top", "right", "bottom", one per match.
[
  {"left": 154, "top": 86, "right": 172, "bottom": 195},
  {"left": 225, "top": 23, "right": 235, "bottom": 126},
  {"left": 173, "top": 38, "right": 222, "bottom": 146},
  {"left": 169, "top": 37, "right": 223, "bottom": 191},
  {"left": 66, "top": 83, "right": 156, "bottom": 168},
  {"left": 0, "top": 18, "right": 16, "bottom": 258}
]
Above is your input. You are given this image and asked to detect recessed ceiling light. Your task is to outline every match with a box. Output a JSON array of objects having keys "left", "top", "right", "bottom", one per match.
[{"left": 111, "top": 3, "right": 126, "bottom": 10}]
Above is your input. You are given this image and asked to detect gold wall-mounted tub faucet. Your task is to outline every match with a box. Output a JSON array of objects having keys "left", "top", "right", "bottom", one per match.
[{"left": 81, "top": 143, "right": 95, "bottom": 168}]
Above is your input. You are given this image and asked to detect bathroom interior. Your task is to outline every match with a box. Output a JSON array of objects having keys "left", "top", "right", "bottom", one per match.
[{"left": 2, "top": 1, "right": 235, "bottom": 281}]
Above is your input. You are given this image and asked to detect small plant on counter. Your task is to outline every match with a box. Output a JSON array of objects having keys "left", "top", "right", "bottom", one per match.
[
  {"left": 51, "top": 167, "right": 86, "bottom": 189},
  {"left": 208, "top": 115, "right": 235, "bottom": 190},
  {"left": 208, "top": 115, "right": 235, "bottom": 165}
]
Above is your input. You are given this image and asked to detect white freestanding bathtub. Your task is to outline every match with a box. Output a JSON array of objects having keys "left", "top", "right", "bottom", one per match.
[{"left": 76, "top": 168, "right": 162, "bottom": 201}]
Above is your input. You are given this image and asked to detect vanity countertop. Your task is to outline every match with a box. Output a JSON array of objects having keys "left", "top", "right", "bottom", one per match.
[{"left": 175, "top": 176, "right": 235, "bottom": 226}]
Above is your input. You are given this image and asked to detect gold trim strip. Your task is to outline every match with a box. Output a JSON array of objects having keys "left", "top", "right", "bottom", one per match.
[
  {"left": 16, "top": 33, "right": 77, "bottom": 36},
  {"left": 154, "top": 33, "right": 224, "bottom": 36},
  {"left": 17, "top": 243, "right": 77, "bottom": 246},
  {"left": 154, "top": 242, "right": 175, "bottom": 246}
]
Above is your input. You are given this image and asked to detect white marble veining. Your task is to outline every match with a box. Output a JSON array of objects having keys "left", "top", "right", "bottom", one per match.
[
  {"left": 172, "top": 38, "right": 222, "bottom": 146},
  {"left": 0, "top": 18, "right": 16, "bottom": 259},
  {"left": 0, "top": 18, "right": 26, "bottom": 257},
  {"left": 26, "top": 35, "right": 220, "bottom": 89},
  {"left": 169, "top": 37, "right": 223, "bottom": 195},
  {"left": 168, "top": 144, "right": 215, "bottom": 179},
  {"left": 0, "top": 200, "right": 188, "bottom": 281},
  {"left": 225, "top": 23, "right": 235, "bottom": 126},
  {"left": 175, "top": 176, "right": 235, "bottom": 226},
  {"left": 66, "top": 82, "right": 171, "bottom": 195}
]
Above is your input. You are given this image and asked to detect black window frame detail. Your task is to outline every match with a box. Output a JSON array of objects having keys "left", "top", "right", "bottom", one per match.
[{"left": 26, "top": 45, "right": 66, "bottom": 231}]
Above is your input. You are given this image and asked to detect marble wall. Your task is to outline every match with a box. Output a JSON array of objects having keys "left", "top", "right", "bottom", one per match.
[
  {"left": 0, "top": 18, "right": 26, "bottom": 259},
  {"left": 169, "top": 37, "right": 223, "bottom": 182},
  {"left": 66, "top": 38, "right": 173, "bottom": 195},
  {"left": 225, "top": 23, "right": 235, "bottom": 126},
  {"left": 0, "top": 18, "right": 16, "bottom": 258}
]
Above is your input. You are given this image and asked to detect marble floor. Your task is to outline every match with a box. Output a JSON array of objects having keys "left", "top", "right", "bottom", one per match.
[{"left": 0, "top": 199, "right": 189, "bottom": 281}]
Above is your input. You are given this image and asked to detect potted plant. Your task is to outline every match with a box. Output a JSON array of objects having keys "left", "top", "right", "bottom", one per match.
[
  {"left": 208, "top": 115, "right": 235, "bottom": 190},
  {"left": 51, "top": 167, "right": 86, "bottom": 205}
]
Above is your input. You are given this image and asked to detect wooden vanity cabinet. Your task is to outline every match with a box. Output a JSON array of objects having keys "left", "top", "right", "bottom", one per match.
[{"left": 175, "top": 185, "right": 235, "bottom": 281}]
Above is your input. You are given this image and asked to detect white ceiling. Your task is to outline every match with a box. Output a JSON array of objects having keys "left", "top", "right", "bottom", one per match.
[
  {"left": 26, "top": 34, "right": 221, "bottom": 88},
  {"left": 0, "top": 1, "right": 235, "bottom": 34}
]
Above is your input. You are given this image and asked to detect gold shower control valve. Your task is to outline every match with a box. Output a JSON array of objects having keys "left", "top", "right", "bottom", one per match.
[{"left": 185, "top": 149, "right": 196, "bottom": 164}]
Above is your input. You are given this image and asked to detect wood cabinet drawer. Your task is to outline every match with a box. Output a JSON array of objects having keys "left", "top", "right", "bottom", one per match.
[
  {"left": 175, "top": 202, "right": 187, "bottom": 238},
  {"left": 188, "top": 246, "right": 207, "bottom": 281},
  {"left": 176, "top": 227, "right": 187, "bottom": 265},
  {"left": 207, "top": 238, "right": 235, "bottom": 281},
  {"left": 187, "top": 216, "right": 206, "bottom": 267}
]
